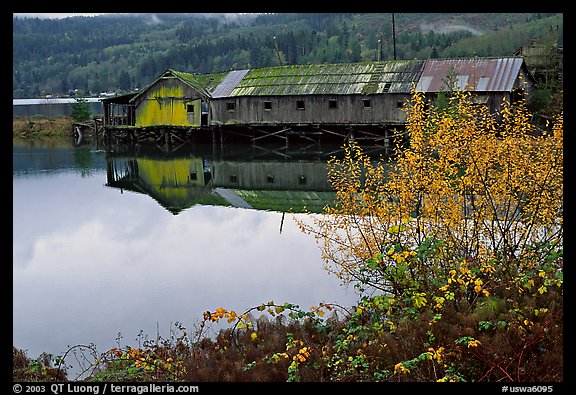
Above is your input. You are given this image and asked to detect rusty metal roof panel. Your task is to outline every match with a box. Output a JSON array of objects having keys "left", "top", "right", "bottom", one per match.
[{"left": 416, "top": 57, "right": 525, "bottom": 93}]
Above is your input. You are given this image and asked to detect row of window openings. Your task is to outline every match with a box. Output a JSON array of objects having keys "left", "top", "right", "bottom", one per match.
[
  {"left": 224, "top": 100, "right": 404, "bottom": 112},
  {"left": 227, "top": 174, "right": 307, "bottom": 185},
  {"left": 190, "top": 172, "right": 307, "bottom": 184}
]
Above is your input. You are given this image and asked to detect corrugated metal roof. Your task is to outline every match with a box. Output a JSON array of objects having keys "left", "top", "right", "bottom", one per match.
[
  {"left": 226, "top": 61, "right": 425, "bottom": 97},
  {"left": 211, "top": 69, "right": 250, "bottom": 98},
  {"left": 416, "top": 57, "right": 525, "bottom": 93}
]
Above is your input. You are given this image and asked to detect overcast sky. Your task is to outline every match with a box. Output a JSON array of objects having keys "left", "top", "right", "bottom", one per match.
[
  {"left": 13, "top": 13, "right": 111, "bottom": 19},
  {"left": 13, "top": 13, "right": 258, "bottom": 20}
]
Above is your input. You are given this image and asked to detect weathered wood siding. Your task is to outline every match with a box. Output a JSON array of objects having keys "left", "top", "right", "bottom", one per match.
[
  {"left": 210, "top": 94, "right": 411, "bottom": 126},
  {"left": 212, "top": 161, "right": 331, "bottom": 191},
  {"left": 133, "top": 78, "right": 205, "bottom": 127}
]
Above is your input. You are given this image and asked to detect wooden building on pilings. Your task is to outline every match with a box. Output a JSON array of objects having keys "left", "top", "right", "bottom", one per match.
[{"left": 101, "top": 56, "right": 535, "bottom": 146}]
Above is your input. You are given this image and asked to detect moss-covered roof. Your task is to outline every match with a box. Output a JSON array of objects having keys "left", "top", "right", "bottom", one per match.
[
  {"left": 231, "top": 189, "right": 336, "bottom": 213},
  {"left": 171, "top": 69, "right": 229, "bottom": 94},
  {"left": 158, "top": 61, "right": 424, "bottom": 99},
  {"left": 226, "top": 61, "right": 424, "bottom": 96}
]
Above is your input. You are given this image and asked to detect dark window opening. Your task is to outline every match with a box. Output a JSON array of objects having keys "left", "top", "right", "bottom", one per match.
[
  {"left": 298, "top": 175, "right": 307, "bottom": 185},
  {"left": 190, "top": 172, "right": 197, "bottom": 181},
  {"left": 187, "top": 104, "right": 195, "bottom": 113},
  {"left": 230, "top": 174, "right": 238, "bottom": 183},
  {"left": 328, "top": 99, "right": 338, "bottom": 109},
  {"left": 362, "top": 99, "right": 371, "bottom": 108},
  {"left": 296, "top": 100, "right": 305, "bottom": 110},
  {"left": 396, "top": 101, "right": 403, "bottom": 109},
  {"left": 264, "top": 101, "right": 272, "bottom": 110},
  {"left": 226, "top": 102, "right": 236, "bottom": 112},
  {"left": 266, "top": 175, "right": 274, "bottom": 183}
]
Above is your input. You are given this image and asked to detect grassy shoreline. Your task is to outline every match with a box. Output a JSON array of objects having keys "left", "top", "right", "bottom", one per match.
[{"left": 13, "top": 116, "right": 75, "bottom": 138}]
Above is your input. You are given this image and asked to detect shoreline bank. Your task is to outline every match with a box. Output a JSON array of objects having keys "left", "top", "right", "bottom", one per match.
[{"left": 13, "top": 116, "right": 75, "bottom": 137}]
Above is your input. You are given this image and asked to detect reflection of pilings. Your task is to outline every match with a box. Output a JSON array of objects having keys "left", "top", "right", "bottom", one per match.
[
  {"left": 106, "top": 157, "right": 139, "bottom": 183},
  {"left": 73, "top": 117, "right": 104, "bottom": 146},
  {"left": 106, "top": 157, "right": 116, "bottom": 183},
  {"left": 74, "top": 126, "right": 83, "bottom": 145}
]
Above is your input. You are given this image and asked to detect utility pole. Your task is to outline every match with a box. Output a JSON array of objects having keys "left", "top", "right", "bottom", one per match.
[
  {"left": 392, "top": 13, "right": 397, "bottom": 60},
  {"left": 273, "top": 36, "right": 283, "bottom": 66}
]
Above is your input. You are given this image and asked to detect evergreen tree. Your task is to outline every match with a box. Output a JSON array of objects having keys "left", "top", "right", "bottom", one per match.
[{"left": 70, "top": 98, "right": 91, "bottom": 122}]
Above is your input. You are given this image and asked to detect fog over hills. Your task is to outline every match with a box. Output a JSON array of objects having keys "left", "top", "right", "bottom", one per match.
[{"left": 13, "top": 13, "right": 562, "bottom": 99}]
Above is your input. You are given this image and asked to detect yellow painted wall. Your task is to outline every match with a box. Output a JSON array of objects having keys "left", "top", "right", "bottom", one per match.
[
  {"left": 138, "top": 157, "right": 205, "bottom": 186},
  {"left": 136, "top": 157, "right": 206, "bottom": 203},
  {"left": 188, "top": 98, "right": 202, "bottom": 126},
  {"left": 135, "top": 83, "right": 201, "bottom": 127}
]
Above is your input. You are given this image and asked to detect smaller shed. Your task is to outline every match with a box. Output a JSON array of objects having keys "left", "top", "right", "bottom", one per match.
[
  {"left": 129, "top": 69, "right": 227, "bottom": 128},
  {"left": 415, "top": 57, "right": 535, "bottom": 112}
]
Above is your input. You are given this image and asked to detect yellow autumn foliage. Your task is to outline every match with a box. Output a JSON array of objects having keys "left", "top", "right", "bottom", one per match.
[{"left": 297, "top": 89, "right": 563, "bottom": 298}]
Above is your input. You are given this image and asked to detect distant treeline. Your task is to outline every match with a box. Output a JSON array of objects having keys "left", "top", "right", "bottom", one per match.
[{"left": 13, "top": 13, "right": 562, "bottom": 99}]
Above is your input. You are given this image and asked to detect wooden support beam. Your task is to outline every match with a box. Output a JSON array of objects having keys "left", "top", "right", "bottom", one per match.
[
  {"left": 319, "top": 127, "right": 347, "bottom": 137},
  {"left": 251, "top": 128, "right": 291, "bottom": 142},
  {"left": 171, "top": 132, "right": 186, "bottom": 144},
  {"left": 252, "top": 144, "right": 293, "bottom": 159}
]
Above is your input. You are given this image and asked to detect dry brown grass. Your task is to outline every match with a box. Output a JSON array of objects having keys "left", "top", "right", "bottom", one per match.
[
  {"left": 13, "top": 116, "right": 74, "bottom": 137},
  {"left": 13, "top": 347, "right": 67, "bottom": 381}
]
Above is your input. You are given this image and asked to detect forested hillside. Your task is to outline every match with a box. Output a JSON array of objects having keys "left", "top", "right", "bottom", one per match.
[{"left": 13, "top": 12, "right": 562, "bottom": 99}]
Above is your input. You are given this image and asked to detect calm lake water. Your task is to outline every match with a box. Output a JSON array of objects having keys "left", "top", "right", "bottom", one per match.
[{"left": 13, "top": 137, "right": 374, "bottom": 378}]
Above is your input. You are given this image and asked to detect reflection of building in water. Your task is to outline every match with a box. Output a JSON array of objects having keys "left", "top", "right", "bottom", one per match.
[
  {"left": 105, "top": 149, "right": 338, "bottom": 214},
  {"left": 211, "top": 159, "right": 334, "bottom": 213},
  {"left": 213, "top": 160, "right": 330, "bottom": 191},
  {"left": 106, "top": 156, "right": 220, "bottom": 215}
]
